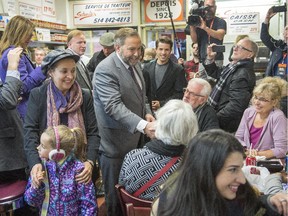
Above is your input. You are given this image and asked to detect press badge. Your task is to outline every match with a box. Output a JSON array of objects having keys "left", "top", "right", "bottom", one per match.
[{"left": 278, "top": 63, "right": 286, "bottom": 76}]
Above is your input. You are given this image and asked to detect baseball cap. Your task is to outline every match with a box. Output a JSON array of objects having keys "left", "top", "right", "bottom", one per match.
[
  {"left": 99, "top": 32, "right": 115, "bottom": 47},
  {"left": 41, "top": 49, "right": 80, "bottom": 75}
]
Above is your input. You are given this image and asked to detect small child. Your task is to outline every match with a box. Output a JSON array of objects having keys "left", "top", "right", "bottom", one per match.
[{"left": 24, "top": 125, "right": 98, "bottom": 216}]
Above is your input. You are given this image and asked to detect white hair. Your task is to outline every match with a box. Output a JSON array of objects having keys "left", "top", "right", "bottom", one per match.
[
  {"left": 155, "top": 99, "right": 199, "bottom": 146},
  {"left": 188, "top": 78, "right": 212, "bottom": 96}
]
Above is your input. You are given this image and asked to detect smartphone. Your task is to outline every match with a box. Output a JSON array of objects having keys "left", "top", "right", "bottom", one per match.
[
  {"left": 212, "top": 45, "right": 225, "bottom": 53},
  {"left": 272, "top": 5, "right": 287, "bottom": 13}
]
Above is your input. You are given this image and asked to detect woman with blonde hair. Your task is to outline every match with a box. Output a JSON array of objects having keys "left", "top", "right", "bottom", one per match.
[
  {"left": 0, "top": 15, "right": 46, "bottom": 120},
  {"left": 236, "top": 78, "right": 287, "bottom": 159}
]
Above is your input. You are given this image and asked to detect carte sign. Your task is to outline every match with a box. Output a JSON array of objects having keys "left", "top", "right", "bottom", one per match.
[
  {"left": 228, "top": 12, "right": 259, "bottom": 35},
  {"left": 144, "top": 0, "right": 184, "bottom": 23},
  {"left": 73, "top": 2, "right": 132, "bottom": 26}
]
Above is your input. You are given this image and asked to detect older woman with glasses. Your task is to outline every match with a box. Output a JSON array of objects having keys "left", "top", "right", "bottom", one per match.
[{"left": 235, "top": 78, "right": 287, "bottom": 159}]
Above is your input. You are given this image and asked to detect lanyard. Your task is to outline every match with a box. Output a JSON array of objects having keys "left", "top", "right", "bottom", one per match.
[
  {"left": 282, "top": 53, "right": 287, "bottom": 64},
  {"left": 208, "top": 18, "right": 215, "bottom": 44}
]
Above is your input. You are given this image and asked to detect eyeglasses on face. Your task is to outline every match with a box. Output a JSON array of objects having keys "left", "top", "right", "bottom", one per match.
[
  {"left": 253, "top": 95, "right": 271, "bottom": 103},
  {"left": 233, "top": 45, "right": 252, "bottom": 52},
  {"left": 183, "top": 88, "right": 204, "bottom": 97}
]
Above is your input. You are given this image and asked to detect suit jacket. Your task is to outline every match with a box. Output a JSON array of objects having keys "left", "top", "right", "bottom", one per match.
[
  {"left": 93, "top": 52, "right": 148, "bottom": 158},
  {"left": 0, "top": 76, "right": 28, "bottom": 172},
  {"left": 66, "top": 49, "right": 92, "bottom": 91},
  {"left": 24, "top": 82, "right": 99, "bottom": 169},
  {"left": 143, "top": 59, "right": 187, "bottom": 107}
]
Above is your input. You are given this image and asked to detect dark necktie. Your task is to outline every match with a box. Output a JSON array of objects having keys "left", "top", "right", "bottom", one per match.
[{"left": 128, "top": 66, "right": 141, "bottom": 92}]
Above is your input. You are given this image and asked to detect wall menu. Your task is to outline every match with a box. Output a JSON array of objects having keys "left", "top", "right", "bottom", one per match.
[
  {"left": 73, "top": 1, "right": 133, "bottom": 26},
  {"left": 1, "top": 0, "right": 57, "bottom": 22}
]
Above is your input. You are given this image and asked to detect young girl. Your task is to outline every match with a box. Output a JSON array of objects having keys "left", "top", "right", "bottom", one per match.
[{"left": 24, "top": 125, "right": 97, "bottom": 215}]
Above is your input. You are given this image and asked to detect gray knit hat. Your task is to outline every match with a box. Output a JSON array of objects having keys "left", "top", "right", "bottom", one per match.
[{"left": 99, "top": 32, "right": 115, "bottom": 47}]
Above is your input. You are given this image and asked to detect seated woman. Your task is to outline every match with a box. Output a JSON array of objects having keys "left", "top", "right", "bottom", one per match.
[
  {"left": 151, "top": 129, "right": 288, "bottom": 216},
  {"left": 118, "top": 99, "right": 198, "bottom": 201},
  {"left": 235, "top": 79, "right": 287, "bottom": 159},
  {"left": 24, "top": 49, "right": 100, "bottom": 189}
]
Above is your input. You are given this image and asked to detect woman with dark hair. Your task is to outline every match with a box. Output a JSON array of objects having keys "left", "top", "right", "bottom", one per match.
[{"left": 151, "top": 129, "right": 288, "bottom": 216}]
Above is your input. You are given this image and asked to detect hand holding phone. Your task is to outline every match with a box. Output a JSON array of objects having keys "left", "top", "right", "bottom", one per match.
[
  {"left": 272, "top": 5, "right": 287, "bottom": 13},
  {"left": 212, "top": 45, "right": 225, "bottom": 53}
]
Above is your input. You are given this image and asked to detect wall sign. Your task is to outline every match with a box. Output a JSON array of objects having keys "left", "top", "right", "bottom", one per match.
[
  {"left": 42, "top": 0, "right": 56, "bottom": 17},
  {"left": 228, "top": 12, "right": 259, "bottom": 35},
  {"left": 19, "top": 2, "right": 41, "bottom": 19},
  {"left": 73, "top": 2, "right": 133, "bottom": 26},
  {"left": 144, "top": 0, "right": 184, "bottom": 23}
]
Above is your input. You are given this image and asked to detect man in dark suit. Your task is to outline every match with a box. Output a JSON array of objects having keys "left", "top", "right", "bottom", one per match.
[
  {"left": 67, "top": 30, "right": 92, "bottom": 91},
  {"left": 93, "top": 28, "right": 155, "bottom": 216},
  {"left": 143, "top": 36, "right": 187, "bottom": 112}
]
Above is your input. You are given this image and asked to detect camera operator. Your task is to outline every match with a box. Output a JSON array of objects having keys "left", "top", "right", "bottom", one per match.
[
  {"left": 261, "top": 6, "right": 287, "bottom": 81},
  {"left": 189, "top": 0, "right": 226, "bottom": 66}
]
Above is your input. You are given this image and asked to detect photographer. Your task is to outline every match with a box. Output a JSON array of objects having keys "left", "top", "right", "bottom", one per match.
[
  {"left": 261, "top": 6, "right": 287, "bottom": 81},
  {"left": 189, "top": 0, "right": 226, "bottom": 66}
]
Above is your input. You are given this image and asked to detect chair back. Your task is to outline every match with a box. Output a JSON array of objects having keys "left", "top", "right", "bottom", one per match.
[
  {"left": 115, "top": 184, "right": 152, "bottom": 216},
  {"left": 126, "top": 203, "right": 151, "bottom": 216}
]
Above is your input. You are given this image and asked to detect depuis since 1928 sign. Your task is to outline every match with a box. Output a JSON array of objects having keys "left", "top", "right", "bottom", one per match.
[
  {"left": 144, "top": 0, "right": 184, "bottom": 22},
  {"left": 73, "top": 1, "right": 133, "bottom": 26}
]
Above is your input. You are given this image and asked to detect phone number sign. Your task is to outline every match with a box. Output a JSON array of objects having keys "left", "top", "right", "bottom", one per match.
[
  {"left": 228, "top": 12, "right": 259, "bottom": 35},
  {"left": 144, "top": 0, "right": 184, "bottom": 22},
  {"left": 73, "top": 2, "right": 132, "bottom": 26}
]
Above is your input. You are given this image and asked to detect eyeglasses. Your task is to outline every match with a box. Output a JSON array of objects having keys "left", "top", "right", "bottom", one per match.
[
  {"left": 253, "top": 95, "right": 271, "bottom": 103},
  {"left": 183, "top": 88, "right": 204, "bottom": 97},
  {"left": 233, "top": 45, "right": 252, "bottom": 52}
]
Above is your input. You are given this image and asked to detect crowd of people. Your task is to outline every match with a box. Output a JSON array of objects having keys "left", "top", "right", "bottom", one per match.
[{"left": 0, "top": 1, "right": 287, "bottom": 216}]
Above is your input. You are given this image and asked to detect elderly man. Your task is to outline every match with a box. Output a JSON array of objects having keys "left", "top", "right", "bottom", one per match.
[
  {"left": 204, "top": 38, "right": 258, "bottom": 133},
  {"left": 87, "top": 32, "right": 115, "bottom": 80},
  {"left": 183, "top": 78, "right": 219, "bottom": 132},
  {"left": 66, "top": 30, "right": 92, "bottom": 91}
]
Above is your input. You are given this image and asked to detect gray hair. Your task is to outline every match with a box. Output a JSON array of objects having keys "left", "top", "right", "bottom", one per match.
[
  {"left": 188, "top": 78, "right": 212, "bottom": 97},
  {"left": 155, "top": 99, "right": 199, "bottom": 146},
  {"left": 114, "top": 28, "right": 140, "bottom": 47}
]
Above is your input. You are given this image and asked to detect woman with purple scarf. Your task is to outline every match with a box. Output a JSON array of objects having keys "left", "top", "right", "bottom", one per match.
[{"left": 24, "top": 49, "right": 100, "bottom": 190}]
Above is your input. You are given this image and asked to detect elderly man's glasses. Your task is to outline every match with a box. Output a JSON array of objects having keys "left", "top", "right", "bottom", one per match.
[
  {"left": 233, "top": 45, "right": 252, "bottom": 52},
  {"left": 183, "top": 88, "right": 204, "bottom": 97}
]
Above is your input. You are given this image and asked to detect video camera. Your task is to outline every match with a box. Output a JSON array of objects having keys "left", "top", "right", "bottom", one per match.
[{"left": 187, "top": 0, "right": 210, "bottom": 26}]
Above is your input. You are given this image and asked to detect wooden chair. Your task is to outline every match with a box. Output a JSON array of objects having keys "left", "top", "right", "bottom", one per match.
[
  {"left": 126, "top": 203, "right": 151, "bottom": 216},
  {"left": 0, "top": 180, "right": 27, "bottom": 216},
  {"left": 115, "top": 184, "right": 152, "bottom": 216}
]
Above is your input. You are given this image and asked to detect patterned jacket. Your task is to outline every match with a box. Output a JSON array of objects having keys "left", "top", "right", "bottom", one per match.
[
  {"left": 118, "top": 139, "right": 184, "bottom": 201},
  {"left": 24, "top": 155, "right": 97, "bottom": 216}
]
